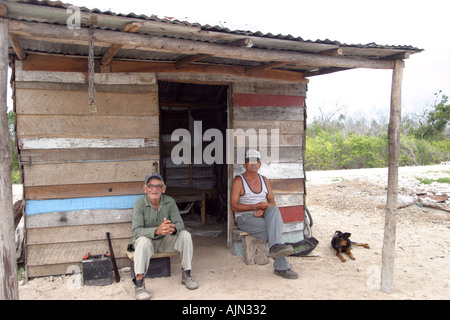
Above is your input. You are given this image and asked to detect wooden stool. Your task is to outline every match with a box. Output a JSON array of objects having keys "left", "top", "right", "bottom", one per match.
[
  {"left": 233, "top": 229, "right": 269, "bottom": 265},
  {"left": 129, "top": 252, "right": 180, "bottom": 279}
]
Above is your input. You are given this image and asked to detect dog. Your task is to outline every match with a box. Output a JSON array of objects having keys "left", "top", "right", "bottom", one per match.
[{"left": 331, "top": 231, "right": 370, "bottom": 262}]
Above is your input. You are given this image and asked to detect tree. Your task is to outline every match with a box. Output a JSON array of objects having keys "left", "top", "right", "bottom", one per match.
[{"left": 411, "top": 92, "right": 449, "bottom": 140}]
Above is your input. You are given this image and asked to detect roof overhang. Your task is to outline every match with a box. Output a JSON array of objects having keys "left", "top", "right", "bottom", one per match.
[{"left": 1, "top": 0, "right": 423, "bottom": 83}]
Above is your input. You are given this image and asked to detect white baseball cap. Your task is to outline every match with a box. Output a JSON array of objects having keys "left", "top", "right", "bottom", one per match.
[{"left": 245, "top": 149, "right": 261, "bottom": 162}]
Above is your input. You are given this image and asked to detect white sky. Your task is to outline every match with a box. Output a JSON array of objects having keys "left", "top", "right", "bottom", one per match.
[{"left": 11, "top": 0, "right": 450, "bottom": 121}]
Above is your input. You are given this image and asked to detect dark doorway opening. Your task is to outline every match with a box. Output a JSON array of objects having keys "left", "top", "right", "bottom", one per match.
[{"left": 158, "top": 81, "right": 228, "bottom": 223}]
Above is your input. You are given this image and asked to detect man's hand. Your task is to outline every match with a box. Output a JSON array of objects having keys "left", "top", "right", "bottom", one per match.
[
  {"left": 254, "top": 210, "right": 265, "bottom": 217},
  {"left": 156, "top": 218, "right": 176, "bottom": 235},
  {"left": 255, "top": 202, "right": 271, "bottom": 211},
  {"left": 253, "top": 202, "right": 271, "bottom": 217}
]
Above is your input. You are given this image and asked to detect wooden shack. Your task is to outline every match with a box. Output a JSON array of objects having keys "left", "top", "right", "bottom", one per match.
[{"left": 0, "top": 0, "right": 421, "bottom": 278}]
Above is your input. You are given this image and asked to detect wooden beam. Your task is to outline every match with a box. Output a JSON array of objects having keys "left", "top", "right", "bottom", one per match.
[
  {"left": 123, "top": 21, "right": 143, "bottom": 33},
  {"left": 101, "top": 43, "right": 122, "bottom": 66},
  {"left": 175, "top": 53, "right": 211, "bottom": 69},
  {"left": 304, "top": 67, "right": 350, "bottom": 77},
  {"left": 381, "top": 59, "right": 404, "bottom": 294},
  {"left": 381, "top": 52, "right": 410, "bottom": 60},
  {"left": 8, "top": 33, "right": 26, "bottom": 60},
  {"left": 0, "top": 14, "right": 19, "bottom": 300},
  {"left": 111, "top": 60, "right": 307, "bottom": 83},
  {"left": 229, "top": 38, "right": 253, "bottom": 48},
  {"left": 8, "top": 20, "right": 395, "bottom": 70},
  {"left": 247, "top": 61, "right": 287, "bottom": 72},
  {"left": 101, "top": 21, "right": 143, "bottom": 66},
  {"left": 18, "top": 54, "right": 307, "bottom": 83},
  {"left": 319, "top": 48, "right": 343, "bottom": 56}
]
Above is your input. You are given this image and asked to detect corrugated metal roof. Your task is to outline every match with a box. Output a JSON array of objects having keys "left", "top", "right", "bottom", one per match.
[
  {"left": 1, "top": 0, "right": 423, "bottom": 78},
  {"left": 5, "top": 0, "right": 420, "bottom": 50}
]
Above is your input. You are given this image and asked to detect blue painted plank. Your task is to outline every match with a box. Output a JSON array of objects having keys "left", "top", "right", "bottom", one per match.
[{"left": 25, "top": 194, "right": 146, "bottom": 215}]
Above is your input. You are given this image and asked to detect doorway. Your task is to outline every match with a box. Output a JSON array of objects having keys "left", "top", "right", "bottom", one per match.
[{"left": 158, "top": 81, "right": 229, "bottom": 223}]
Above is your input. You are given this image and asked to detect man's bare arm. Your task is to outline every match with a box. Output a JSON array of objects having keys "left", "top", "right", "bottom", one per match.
[
  {"left": 230, "top": 177, "right": 269, "bottom": 212},
  {"left": 263, "top": 176, "right": 276, "bottom": 207}
]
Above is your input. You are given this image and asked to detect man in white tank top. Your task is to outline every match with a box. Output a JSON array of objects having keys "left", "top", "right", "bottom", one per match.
[{"left": 230, "top": 150, "right": 298, "bottom": 279}]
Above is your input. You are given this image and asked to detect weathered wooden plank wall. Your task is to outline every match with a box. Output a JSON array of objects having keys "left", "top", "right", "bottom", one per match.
[
  {"left": 15, "top": 57, "right": 159, "bottom": 277},
  {"left": 16, "top": 55, "right": 307, "bottom": 277},
  {"left": 231, "top": 82, "right": 307, "bottom": 243}
]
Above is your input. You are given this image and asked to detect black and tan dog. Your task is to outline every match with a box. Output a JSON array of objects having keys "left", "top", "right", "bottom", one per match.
[{"left": 331, "top": 231, "right": 370, "bottom": 262}]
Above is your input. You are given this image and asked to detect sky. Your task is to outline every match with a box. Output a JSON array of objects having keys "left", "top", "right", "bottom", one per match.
[{"left": 10, "top": 0, "right": 450, "bottom": 122}]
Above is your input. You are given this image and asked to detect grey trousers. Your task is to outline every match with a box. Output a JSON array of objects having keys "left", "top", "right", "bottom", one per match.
[
  {"left": 133, "top": 230, "right": 193, "bottom": 275},
  {"left": 236, "top": 206, "right": 290, "bottom": 271}
]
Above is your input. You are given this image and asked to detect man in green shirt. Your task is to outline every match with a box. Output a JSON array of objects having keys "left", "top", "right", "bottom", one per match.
[{"left": 128, "top": 173, "right": 197, "bottom": 300}]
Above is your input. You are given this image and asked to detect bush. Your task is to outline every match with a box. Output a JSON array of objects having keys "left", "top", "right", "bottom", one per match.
[
  {"left": 305, "top": 123, "right": 449, "bottom": 170},
  {"left": 305, "top": 129, "right": 345, "bottom": 170},
  {"left": 400, "top": 135, "right": 450, "bottom": 166},
  {"left": 305, "top": 124, "right": 390, "bottom": 171},
  {"left": 346, "top": 134, "right": 388, "bottom": 168}
]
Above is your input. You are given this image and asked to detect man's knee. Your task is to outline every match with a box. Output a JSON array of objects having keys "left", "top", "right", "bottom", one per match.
[
  {"left": 133, "top": 237, "right": 153, "bottom": 275},
  {"left": 134, "top": 236, "right": 153, "bottom": 251},
  {"left": 174, "top": 230, "right": 193, "bottom": 252},
  {"left": 177, "top": 229, "right": 192, "bottom": 243},
  {"left": 265, "top": 206, "right": 281, "bottom": 217}
]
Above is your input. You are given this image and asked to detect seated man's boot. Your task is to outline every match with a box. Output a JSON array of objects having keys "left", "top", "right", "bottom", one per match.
[
  {"left": 182, "top": 269, "right": 198, "bottom": 290},
  {"left": 135, "top": 279, "right": 151, "bottom": 300},
  {"left": 274, "top": 268, "right": 299, "bottom": 279}
]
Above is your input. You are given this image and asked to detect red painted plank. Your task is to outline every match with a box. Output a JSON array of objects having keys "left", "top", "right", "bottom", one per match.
[
  {"left": 233, "top": 93, "right": 305, "bottom": 107},
  {"left": 280, "top": 205, "right": 304, "bottom": 223}
]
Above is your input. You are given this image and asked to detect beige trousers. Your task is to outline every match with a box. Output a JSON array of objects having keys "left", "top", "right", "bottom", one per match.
[{"left": 133, "top": 230, "right": 193, "bottom": 275}]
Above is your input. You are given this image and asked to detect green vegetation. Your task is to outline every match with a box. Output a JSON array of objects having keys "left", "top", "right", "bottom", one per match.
[
  {"left": 17, "top": 267, "right": 26, "bottom": 282},
  {"left": 305, "top": 93, "right": 449, "bottom": 171},
  {"left": 438, "top": 177, "right": 450, "bottom": 183},
  {"left": 416, "top": 177, "right": 450, "bottom": 185},
  {"left": 7, "top": 110, "right": 21, "bottom": 184}
]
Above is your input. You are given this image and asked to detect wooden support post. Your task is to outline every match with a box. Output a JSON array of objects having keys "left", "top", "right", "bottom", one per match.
[
  {"left": 200, "top": 199, "right": 206, "bottom": 225},
  {"left": 0, "top": 14, "right": 19, "bottom": 300},
  {"left": 381, "top": 59, "right": 404, "bottom": 294}
]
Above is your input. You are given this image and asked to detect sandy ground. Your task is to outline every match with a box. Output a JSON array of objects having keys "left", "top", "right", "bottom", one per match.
[{"left": 17, "top": 164, "right": 450, "bottom": 300}]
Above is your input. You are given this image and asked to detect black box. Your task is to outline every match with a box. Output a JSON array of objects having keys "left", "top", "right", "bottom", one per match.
[
  {"left": 131, "top": 257, "right": 171, "bottom": 279},
  {"left": 82, "top": 254, "right": 113, "bottom": 286}
]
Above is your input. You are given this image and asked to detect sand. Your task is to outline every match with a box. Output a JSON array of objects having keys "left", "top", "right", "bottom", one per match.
[{"left": 18, "top": 164, "right": 450, "bottom": 300}]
